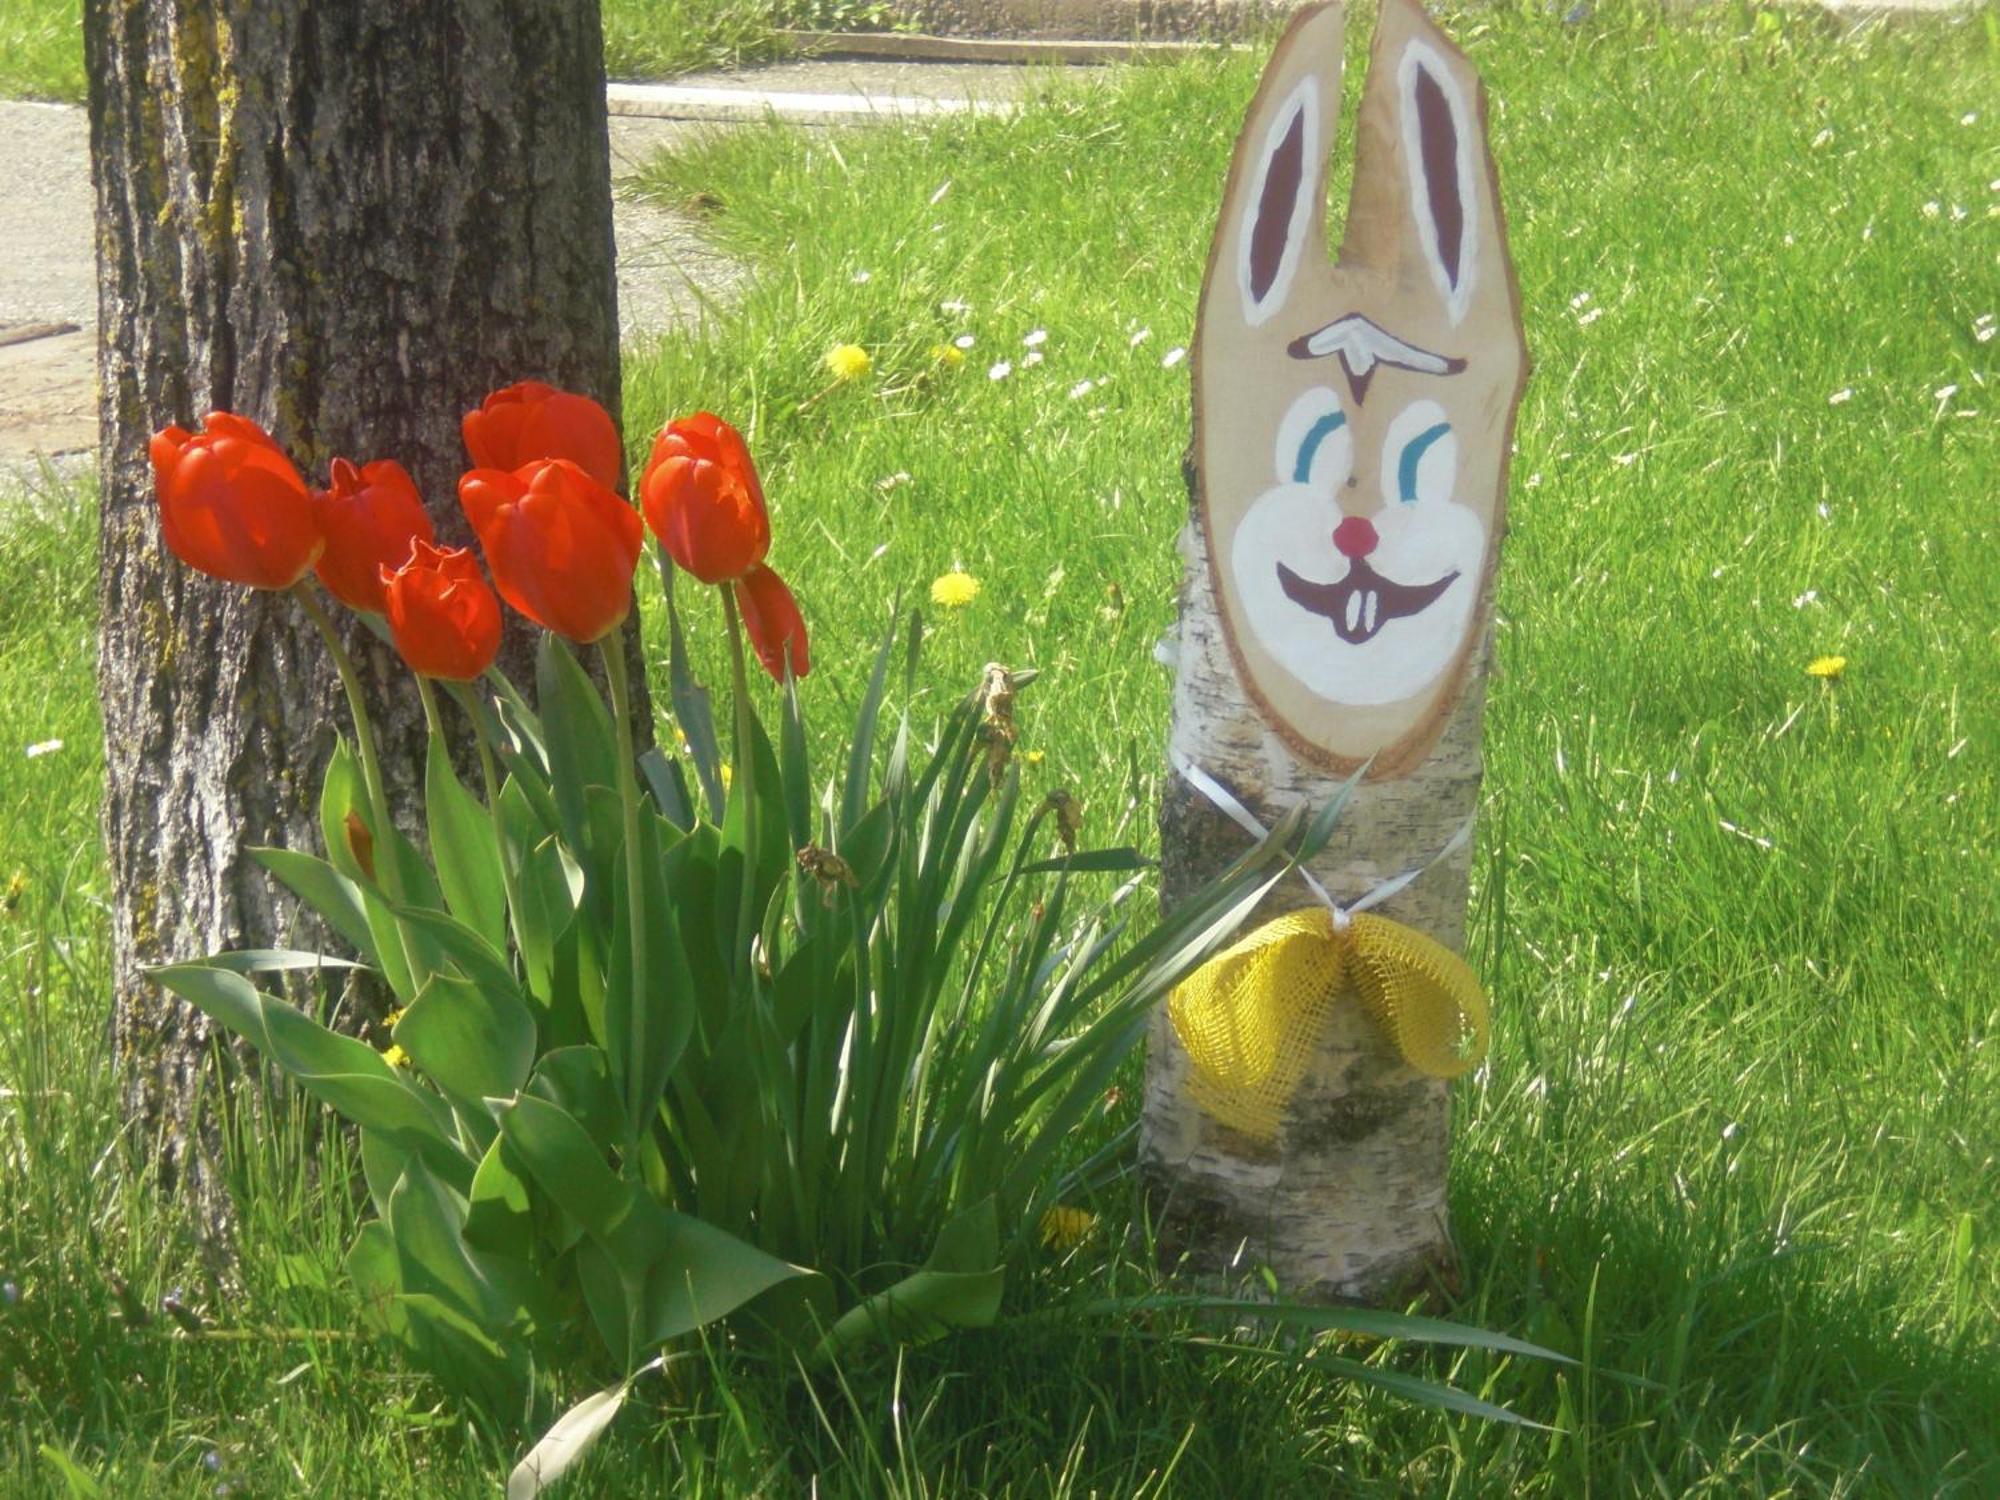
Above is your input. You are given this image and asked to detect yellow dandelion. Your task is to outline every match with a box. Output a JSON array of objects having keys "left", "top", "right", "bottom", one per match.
[
  {"left": 1806, "top": 655, "right": 1847, "bottom": 680},
  {"left": 824, "top": 343, "right": 871, "bottom": 382},
  {"left": 1023, "top": 749, "right": 1045, "bottom": 765},
  {"left": 381, "top": 1044, "right": 410, "bottom": 1070},
  {"left": 931, "top": 570, "right": 981, "bottom": 608},
  {"left": 928, "top": 342, "right": 967, "bottom": 368},
  {"left": 1038, "top": 1205, "right": 1098, "bottom": 1251}
]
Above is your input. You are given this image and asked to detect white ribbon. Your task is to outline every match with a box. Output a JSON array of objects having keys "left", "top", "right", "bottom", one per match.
[{"left": 1170, "top": 748, "right": 1476, "bottom": 936}]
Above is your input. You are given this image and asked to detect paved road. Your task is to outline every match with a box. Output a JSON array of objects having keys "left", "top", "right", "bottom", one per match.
[
  {"left": 0, "top": 57, "right": 1044, "bottom": 469},
  {"left": 0, "top": 106, "right": 731, "bottom": 467}
]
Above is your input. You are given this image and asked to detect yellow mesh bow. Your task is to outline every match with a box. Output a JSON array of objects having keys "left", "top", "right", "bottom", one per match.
[{"left": 1167, "top": 908, "right": 1489, "bottom": 1141}]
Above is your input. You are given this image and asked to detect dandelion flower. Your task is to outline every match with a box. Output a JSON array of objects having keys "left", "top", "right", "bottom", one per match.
[
  {"left": 1038, "top": 1205, "right": 1098, "bottom": 1250},
  {"left": 931, "top": 570, "right": 981, "bottom": 608},
  {"left": 1806, "top": 655, "right": 1847, "bottom": 680},
  {"left": 929, "top": 342, "right": 966, "bottom": 367},
  {"left": 825, "top": 344, "right": 871, "bottom": 382},
  {"left": 1023, "top": 749, "right": 1045, "bottom": 765}
]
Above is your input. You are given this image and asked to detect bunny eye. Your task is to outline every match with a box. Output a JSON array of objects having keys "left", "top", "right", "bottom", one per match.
[
  {"left": 1380, "top": 400, "right": 1457, "bottom": 507},
  {"left": 1275, "top": 387, "right": 1352, "bottom": 493}
]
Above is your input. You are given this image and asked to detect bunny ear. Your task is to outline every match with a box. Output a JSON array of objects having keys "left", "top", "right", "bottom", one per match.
[
  {"left": 1402, "top": 45, "right": 1476, "bottom": 319},
  {"left": 1199, "top": 3, "right": 1346, "bottom": 334},
  {"left": 1340, "top": 0, "right": 1509, "bottom": 332}
]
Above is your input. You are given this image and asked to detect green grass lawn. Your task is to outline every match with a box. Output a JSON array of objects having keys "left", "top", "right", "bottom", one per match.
[
  {"left": 0, "top": 0, "right": 802, "bottom": 103},
  {"left": 5, "top": 2, "right": 1998, "bottom": 1494}
]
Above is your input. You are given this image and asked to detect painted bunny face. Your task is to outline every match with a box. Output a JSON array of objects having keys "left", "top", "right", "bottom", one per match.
[{"left": 1192, "top": 0, "right": 1527, "bottom": 776}]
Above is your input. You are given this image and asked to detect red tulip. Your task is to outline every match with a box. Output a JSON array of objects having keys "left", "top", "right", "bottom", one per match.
[
  {"left": 313, "top": 457, "right": 435, "bottom": 613},
  {"left": 733, "top": 563, "right": 810, "bottom": 681},
  {"left": 380, "top": 540, "right": 502, "bottom": 680},
  {"left": 150, "top": 412, "right": 323, "bottom": 589},
  {"left": 462, "top": 381, "right": 625, "bottom": 494},
  {"left": 458, "top": 459, "right": 642, "bottom": 644},
  {"left": 640, "top": 412, "right": 771, "bottom": 584}
]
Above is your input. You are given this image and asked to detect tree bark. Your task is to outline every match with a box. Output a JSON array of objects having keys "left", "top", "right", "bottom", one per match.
[
  {"left": 1139, "top": 455, "right": 1490, "bottom": 1303},
  {"left": 86, "top": 0, "right": 640, "bottom": 1248}
]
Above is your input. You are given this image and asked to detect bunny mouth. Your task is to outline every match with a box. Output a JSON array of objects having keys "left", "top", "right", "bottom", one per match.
[{"left": 1276, "top": 558, "right": 1459, "bottom": 645}]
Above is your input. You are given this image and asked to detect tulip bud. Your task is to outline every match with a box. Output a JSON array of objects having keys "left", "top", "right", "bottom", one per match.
[
  {"left": 150, "top": 413, "right": 323, "bottom": 589},
  {"left": 640, "top": 413, "right": 771, "bottom": 584},
  {"left": 459, "top": 459, "right": 642, "bottom": 644},
  {"left": 313, "top": 457, "right": 434, "bottom": 613},
  {"left": 380, "top": 540, "right": 503, "bottom": 681},
  {"left": 462, "top": 381, "right": 625, "bottom": 493}
]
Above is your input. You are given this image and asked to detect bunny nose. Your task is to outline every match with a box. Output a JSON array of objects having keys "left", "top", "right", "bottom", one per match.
[{"left": 1332, "top": 516, "right": 1378, "bottom": 559}]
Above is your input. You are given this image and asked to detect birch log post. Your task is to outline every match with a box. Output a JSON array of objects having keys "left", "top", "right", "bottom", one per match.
[{"left": 1141, "top": 0, "right": 1527, "bottom": 1302}]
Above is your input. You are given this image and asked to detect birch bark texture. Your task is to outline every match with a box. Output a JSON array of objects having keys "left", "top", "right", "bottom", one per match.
[
  {"left": 85, "top": 0, "right": 630, "bottom": 1242},
  {"left": 1142, "top": 0, "right": 1526, "bottom": 1301}
]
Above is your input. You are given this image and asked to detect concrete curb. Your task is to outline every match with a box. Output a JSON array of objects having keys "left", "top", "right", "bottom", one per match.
[
  {"left": 605, "top": 81, "right": 1012, "bottom": 125},
  {"left": 881, "top": 0, "right": 1282, "bottom": 41},
  {"left": 780, "top": 29, "right": 1245, "bottom": 64}
]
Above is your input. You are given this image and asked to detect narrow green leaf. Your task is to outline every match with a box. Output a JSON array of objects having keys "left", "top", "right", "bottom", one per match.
[
  {"left": 1019, "top": 847, "right": 1152, "bottom": 876},
  {"left": 842, "top": 610, "right": 899, "bottom": 836},
  {"left": 426, "top": 731, "right": 508, "bottom": 949},
  {"left": 200, "top": 948, "right": 365, "bottom": 975},
  {"left": 251, "top": 847, "right": 379, "bottom": 962},
  {"left": 638, "top": 746, "right": 695, "bottom": 831},
  {"left": 536, "top": 634, "right": 618, "bottom": 853},
  {"left": 150, "top": 964, "right": 467, "bottom": 1189},
  {"left": 662, "top": 557, "right": 725, "bottom": 815},
  {"left": 318, "top": 737, "right": 369, "bottom": 882},
  {"left": 507, "top": 1382, "right": 630, "bottom": 1500},
  {"left": 36, "top": 1445, "right": 104, "bottom": 1499},
  {"left": 345, "top": 1218, "right": 406, "bottom": 1336}
]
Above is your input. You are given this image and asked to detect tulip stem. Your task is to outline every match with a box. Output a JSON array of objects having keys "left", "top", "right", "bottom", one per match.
[
  {"left": 445, "top": 682, "right": 505, "bottom": 813},
  {"left": 601, "top": 638, "right": 650, "bottom": 1146},
  {"left": 415, "top": 675, "right": 446, "bottom": 739},
  {"left": 295, "top": 586, "right": 404, "bottom": 905},
  {"left": 720, "top": 586, "right": 759, "bottom": 988}
]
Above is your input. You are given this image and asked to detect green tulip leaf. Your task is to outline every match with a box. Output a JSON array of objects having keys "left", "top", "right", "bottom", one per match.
[
  {"left": 250, "top": 847, "right": 379, "bottom": 963},
  {"left": 536, "top": 635, "right": 618, "bottom": 855},
  {"left": 395, "top": 972, "right": 536, "bottom": 1108},
  {"left": 426, "top": 731, "right": 508, "bottom": 949}
]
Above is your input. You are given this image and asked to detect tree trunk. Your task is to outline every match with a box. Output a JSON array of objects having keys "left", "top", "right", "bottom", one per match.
[
  {"left": 1139, "top": 0, "right": 1524, "bottom": 1302},
  {"left": 1140, "top": 482, "right": 1487, "bottom": 1301},
  {"left": 86, "top": 0, "right": 639, "bottom": 1248}
]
